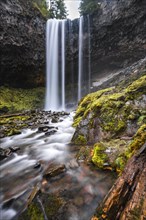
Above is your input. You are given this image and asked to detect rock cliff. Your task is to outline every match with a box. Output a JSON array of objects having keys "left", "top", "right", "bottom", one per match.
[
  {"left": 67, "top": 0, "right": 146, "bottom": 84},
  {"left": 0, "top": 0, "right": 46, "bottom": 87}
]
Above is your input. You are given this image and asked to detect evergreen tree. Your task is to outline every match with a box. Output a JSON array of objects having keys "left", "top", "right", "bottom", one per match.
[
  {"left": 79, "top": 0, "right": 101, "bottom": 16},
  {"left": 49, "top": 0, "right": 68, "bottom": 19},
  {"left": 33, "top": 0, "right": 67, "bottom": 19}
]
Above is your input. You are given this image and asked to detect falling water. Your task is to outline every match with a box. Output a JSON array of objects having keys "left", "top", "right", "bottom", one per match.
[
  {"left": 78, "top": 16, "right": 84, "bottom": 101},
  {"left": 61, "top": 20, "right": 66, "bottom": 110},
  {"left": 88, "top": 15, "right": 91, "bottom": 93},
  {"left": 45, "top": 19, "right": 66, "bottom": 111}
]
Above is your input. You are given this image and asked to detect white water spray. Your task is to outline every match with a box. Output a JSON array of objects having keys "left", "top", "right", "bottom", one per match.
[{"left": 78, "top": 16, "right": 83, "bottom": 101}]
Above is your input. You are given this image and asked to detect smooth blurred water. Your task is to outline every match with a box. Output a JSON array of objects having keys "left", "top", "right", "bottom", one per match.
[
  {"left": 45, "top": 19, "right": 66, "bottom": 111},
  {"left": 0, "top": 113, "right": 115, "bottom": 220}
]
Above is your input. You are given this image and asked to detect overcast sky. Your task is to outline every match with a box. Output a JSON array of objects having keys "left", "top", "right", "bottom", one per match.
[{"left": 64, "top": 0, "right": 80, "bottom": 20}]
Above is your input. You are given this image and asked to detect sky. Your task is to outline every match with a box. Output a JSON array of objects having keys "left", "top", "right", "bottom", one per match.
[{"left": 64, "top": 0, "right": 80, "bottom": 20}]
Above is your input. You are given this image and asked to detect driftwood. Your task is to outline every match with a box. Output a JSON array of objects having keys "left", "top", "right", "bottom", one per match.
[{"left": 92, "top": 143, "right": 146, "bottom": 220}]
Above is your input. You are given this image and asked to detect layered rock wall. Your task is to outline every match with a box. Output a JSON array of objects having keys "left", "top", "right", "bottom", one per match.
[
  {"left": 0, "top": 0, "right": 46, "bottom": 87},
  {"left": 66, "top": 0, "right": 146, "bottom": 82}
]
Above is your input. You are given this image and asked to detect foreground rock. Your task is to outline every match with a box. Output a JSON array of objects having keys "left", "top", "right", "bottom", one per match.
[
  {"left": 0, "top": 110, "right": 69, "bottom": 138},
  {"left": 92, "top": 143, "right": 146, "bottom": 220},
  {"left": 72, "top": 61, "right": 146, "bottom": 173}
]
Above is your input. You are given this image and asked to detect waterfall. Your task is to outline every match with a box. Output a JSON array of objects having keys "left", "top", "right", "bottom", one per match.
[
  {"left": 78, "top": 16, "right": 83, "bottom": 101},
  {"left": 45, "top": 19, "right": 66, "bottom": 111},
  {"left": 88, "top": 15, "right": 91, "bottom": 93},
  {"left": 61, "top": 20, "right": 66, "bottom": 110}
]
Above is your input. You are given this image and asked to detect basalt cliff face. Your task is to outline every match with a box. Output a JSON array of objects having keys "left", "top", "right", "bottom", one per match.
[
  {"left": 67, "top": 0, "right": 146, "bottom": 82},
  {"left": 0, "top": 0, "right": 45, "bottom": 87}
]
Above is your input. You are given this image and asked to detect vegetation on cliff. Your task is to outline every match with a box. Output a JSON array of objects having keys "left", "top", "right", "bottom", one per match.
[
  {"left": 33, "top": 0, "right": 68, "bottom": 19},
  {"left": 79, "top": 0, "right": 101, "bottom": 16},
  {"left": 0, "top": 87, "right": 45, "bottom": 114}
]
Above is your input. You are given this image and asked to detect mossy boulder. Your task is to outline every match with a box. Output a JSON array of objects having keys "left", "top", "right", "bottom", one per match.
[
  {"left": 72, "top": 75, "right": 146, "bottom": 173},
  {"left": 73, "top": 75, "right": 146, "bottom": 142}
]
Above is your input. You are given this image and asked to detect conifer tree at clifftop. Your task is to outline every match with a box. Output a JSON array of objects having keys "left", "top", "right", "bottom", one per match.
[
  {"left": 47, "top": 0, "right": 68, "bottom": 19},
  {"left": 33, "top": 0, "right": 67, "bottom": 19},
  {"left": 79, "top": 0, "right": 101, "bottom": 16}
]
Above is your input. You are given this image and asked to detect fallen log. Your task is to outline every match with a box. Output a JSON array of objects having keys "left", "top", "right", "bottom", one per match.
[{"left": 92, "top": 143, "right": 146, "bottom": 220}]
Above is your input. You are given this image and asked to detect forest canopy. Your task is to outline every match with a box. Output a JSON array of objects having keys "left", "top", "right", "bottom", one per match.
[
  {"left": 79, "top": 0, "right": 101, "bottom": 16},
  {"left": 33, "top": 0, "right": 68, "bottom": 19}
]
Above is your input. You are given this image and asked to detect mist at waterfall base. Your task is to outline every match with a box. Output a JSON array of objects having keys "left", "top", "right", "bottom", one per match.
[{"left": 45, "top": 17, "right": 91, "bottom": 111}]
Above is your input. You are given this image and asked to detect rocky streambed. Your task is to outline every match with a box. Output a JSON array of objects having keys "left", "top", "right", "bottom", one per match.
[{"left": 0, "top": 111, "right": 116, "bottom": 220}]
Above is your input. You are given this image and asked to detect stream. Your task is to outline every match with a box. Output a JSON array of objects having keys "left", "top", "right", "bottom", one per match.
[{"left": 0, "top": 112, "right": 115, "bottom": 220}]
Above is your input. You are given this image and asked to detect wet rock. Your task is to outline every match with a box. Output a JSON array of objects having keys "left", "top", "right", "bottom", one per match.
[
  {"left": 45, "top": 130, "right": 57, "bottom": 136},
  {"left": 44, "top": 164, "right": 66, "bottom": 178},
  {"left": 73, "top": 196, "right": 84, "bottom": 207},
  {"left": 51, "top": 117, "right": 59, "bottom": 123},
  {"left": 0, "top": 148, "right": 12, "bottom": 161},
  {"left": 67, "top": 159, "right": 79, "bottom": 170},
  {"left": 9, "top": 146, "right": 20, "bottom": 152},
  {"left": 34, "top": 162, "right": 41, "bottom": 169},
  {"left": 38, "top": 126, "right": 50, "bottom": 132}
]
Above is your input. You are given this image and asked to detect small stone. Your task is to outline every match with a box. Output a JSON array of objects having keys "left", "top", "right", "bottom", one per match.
[
  {"left": 34, "top": 162, "right": 41, "bottom": 169},
  {"left": 38, "top": 126, "right": 50, "bottom": 132},
  {"left": 9, "top": 146, "right": 20, "bottom": 152},
  {"left": 45, "top": 130, "right": 57, "bottom": 136},
  {"left": 44, "top": 164, "right": 66, "bottom": 178}
]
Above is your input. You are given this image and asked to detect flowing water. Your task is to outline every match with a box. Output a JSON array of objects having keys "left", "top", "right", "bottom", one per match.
[
  {"left": 0, "top": 113, "right": 115, "bottom": 220},
  {"left": 88, "top": 15, "right": 91, "bottom": 93},
  {"left": 78, "top": 16, "right": 84, "bottom": 101},
  {"left": 45, "top": 19, "right": 66, "bottom": 111}
]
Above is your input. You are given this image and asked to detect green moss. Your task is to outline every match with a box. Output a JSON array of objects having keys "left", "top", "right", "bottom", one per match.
[
  {"left": 138, "top": 115, "right": 146, "bottom": 125},
  {"left": 73, "top": 87, "right": 113, "bottom": 128},
  {"left": 125, "top": 75, "right": 146, "bottom": 94},
  {"left": 45, "top": 195, "right": 64, "bottom": 217},
  {"left": 73, "top": 75, "right": 146, "bottom": 174},
  {"left": 74, "top": 134, "right": 87, "bottom": 145},
  {"left": 114, "top": 155, "right": 126, "bottom": 173},
  {"left": 23, "top": 194, "right": 64, "bottom": 220},
  {"left": 0, "top": 115, "right": 30, "bottom": 125},
  {"left": 0, "top": 86, "right": 45, "bottom": 114},
  {"left": 73, "top": 75, "right": 146, "bottom": 138},
  {"left": 7, "top": 128, "right": 21, "bottom": 136},
  {"left": 92, "top": 143, "right": 108, "bottom": 169},
  {"left": 76, "top": 146, "right": 91, "bottom": 162},
  {"left": 126, "top": 124, "right": 146, "bottom": 158},
  {"left": 28, "top": 203, "right": 44, "bottom": 220}
]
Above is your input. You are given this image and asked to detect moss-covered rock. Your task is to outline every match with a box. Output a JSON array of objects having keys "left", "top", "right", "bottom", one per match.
[
  {"left": 92, "top": 143, "right": 108, "bottom": 169},
  {"left": 74, "top": 134, "right": 87, "bottom": 145},
  {"left": 126, "top": 124, "right": 146, "bottom": 158},
  {"left": 72, "top": 75, "right": 146, "bottom": 173},
  {"left": 19, "top": 193, "right": 64, "bottom": 220},
  {"left": 0, "top": 86, "right": 45, "bottom": 114}
]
